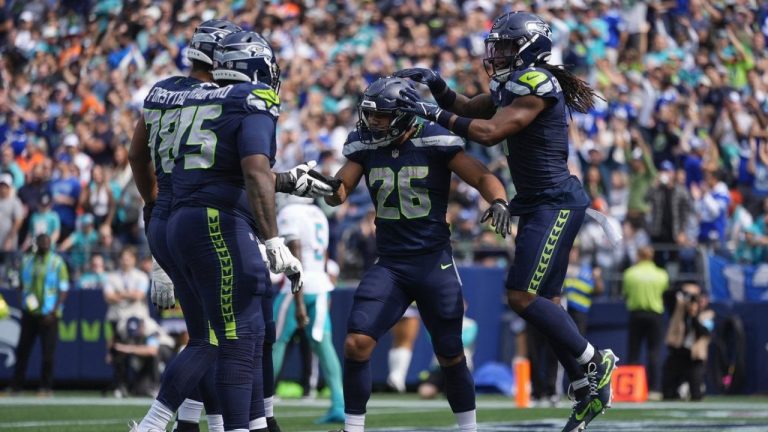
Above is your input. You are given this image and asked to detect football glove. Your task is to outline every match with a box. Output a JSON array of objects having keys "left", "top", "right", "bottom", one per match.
[
  {"left": 480, "top": 199, "right": 512, "bottom": 238},
  {"left": 150, "top": 257, "right": 175, "bottom": 309},
  {"left": 398, "top": 97, "right": 444, "bottom": 123},
  {"left": 276, "top": 161, "right": 341, "bottom": 198},
  {"left": 393, "top": 68, "right": 447, "bottom": 94}
]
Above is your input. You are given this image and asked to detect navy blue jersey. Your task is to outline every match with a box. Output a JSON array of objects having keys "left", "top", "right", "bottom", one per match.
[
  {"left": 142, "top": 75, "right": 204, "bottom": 214},
  {"left": 490, "top": 67, "right": 589, "bottom": 214},
  {"left": 343, "top": 122, "right": 463, "bottom": 256},
  {"left": 171, "top": 82, "right": 279, "bottom": 229}
]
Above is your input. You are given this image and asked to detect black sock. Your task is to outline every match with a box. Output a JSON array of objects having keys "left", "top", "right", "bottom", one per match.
[{"left": 174, "top": 420, "right": 200, "bottom": 432}]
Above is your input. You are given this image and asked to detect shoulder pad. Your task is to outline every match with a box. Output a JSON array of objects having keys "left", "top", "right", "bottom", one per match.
[
  {"left": 506, "top": 67, "right": 557, "bottom": 97},
  {"left": 342, "top": 131, "right": 366, "bottom": 158},
  {"left": 411, "top": 122, "right": 465, "bottom": 148},
  {"left": 238, "top": 83, "right": 281, "bottom": 117}
]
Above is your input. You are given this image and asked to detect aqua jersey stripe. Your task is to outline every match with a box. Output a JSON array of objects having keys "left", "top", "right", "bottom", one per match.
[
  {"left": 206, "top": 208, "right": 237, "bottom": 339},
  {"left": 528, "top": 209, "right": 571, "bottom": 294}
]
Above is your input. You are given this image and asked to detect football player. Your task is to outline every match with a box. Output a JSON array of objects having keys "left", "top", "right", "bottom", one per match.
[
  {"left": 326, "top": 76, "right": 511, "bottom": 432},
  {"left": 394, "top": 11, "right": 618, "bottom": 432},
  {"left": 272, "top": 194, "right": 344, "bottom": 424}
]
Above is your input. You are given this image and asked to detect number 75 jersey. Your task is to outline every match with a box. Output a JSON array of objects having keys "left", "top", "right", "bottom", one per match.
[
  {"left": 170, "top": 82, "right": 280, "bottom": 225},
  {"left": 342, "top": 122, "right": 464, "bottom": 257}
]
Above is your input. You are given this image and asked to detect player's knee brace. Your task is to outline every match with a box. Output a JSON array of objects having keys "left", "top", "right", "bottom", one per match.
[
  {"left": 435, "top": 335, "right": 464, "bottom": 362},
  {"left": 216, "top": 338, "right": 257, "bottom": 385}
]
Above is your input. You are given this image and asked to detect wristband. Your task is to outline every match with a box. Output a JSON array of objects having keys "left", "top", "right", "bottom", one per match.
[
  {"left": 452, "top": 116, "right": 473, "bottom": 137},
  {"left": 274, "top": 172, "right": 294, "bottom": 193}
]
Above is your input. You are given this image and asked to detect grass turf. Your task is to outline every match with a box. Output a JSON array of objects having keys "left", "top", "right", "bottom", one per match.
[{"left": 1, "top": 393, "right": 768, "bottom": 431}]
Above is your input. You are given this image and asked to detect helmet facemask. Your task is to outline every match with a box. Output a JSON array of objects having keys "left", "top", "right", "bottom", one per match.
[
  {"left": 356, "top": 102, "right": 413, "bottom": 146},
  {"left": 483, "top": 37, "right": 529, "bottom": 82}
]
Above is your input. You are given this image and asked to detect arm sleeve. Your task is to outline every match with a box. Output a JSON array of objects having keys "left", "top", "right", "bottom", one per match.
[{"left": 237, "top": 113, "right": 276, "bottom": 162}]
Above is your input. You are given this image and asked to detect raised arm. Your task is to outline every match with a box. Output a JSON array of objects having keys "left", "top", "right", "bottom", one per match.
[
  {"left": 393, "top": 68, "right": 496, "bottom": 119},
  {"left": 324, "top": 159, "right": 364, "bottom": 207}
]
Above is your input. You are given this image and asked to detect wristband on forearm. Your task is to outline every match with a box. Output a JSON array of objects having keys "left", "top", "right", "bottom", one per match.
[
  {"left": 435, "top": 110, "right": 473, "bottom": 137},
  {"left": 274, "top": 172, "right": 294, "bottom": 193}
]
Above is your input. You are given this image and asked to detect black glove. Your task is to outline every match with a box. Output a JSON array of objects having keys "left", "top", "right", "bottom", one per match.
[
  {"left": 393, "top": 68, "right": 447, "bottom": 94},
  {"left": 480, "top": 199, "right": 511, "bottom": 238}
]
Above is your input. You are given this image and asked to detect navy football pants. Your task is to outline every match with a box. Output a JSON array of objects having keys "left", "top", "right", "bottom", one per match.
[{"left": 168, "top": 207, "right": 266, "bottom": 431}]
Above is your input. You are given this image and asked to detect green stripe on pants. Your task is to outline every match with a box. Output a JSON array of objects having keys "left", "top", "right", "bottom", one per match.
[
  {"left": 527, "top": 209, "right": 571, "bottom": 294},
  {"left": 206, "top": 208, "right": 237, "bottom": 339}
]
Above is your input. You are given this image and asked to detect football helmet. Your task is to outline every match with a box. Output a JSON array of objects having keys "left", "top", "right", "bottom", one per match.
[
  {"left": 484, "top": 12, "right": 552, "bottom": 82},
  {"left": 213, "top": 31, "right": 281, "bottom": 91},
  {"left": 357, "top": 77, "right": 417, "bottom": 145},
  {"left": 186, "top": 19, "right": 242, "bottom": 65}
]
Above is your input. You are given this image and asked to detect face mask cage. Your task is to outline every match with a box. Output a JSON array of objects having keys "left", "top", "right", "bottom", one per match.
[
  {"left": 482, "top": 37, "right": 526, "bottom": 80},
  {"left": 356, "top": 104, "right": 408, "bottom": 145}
]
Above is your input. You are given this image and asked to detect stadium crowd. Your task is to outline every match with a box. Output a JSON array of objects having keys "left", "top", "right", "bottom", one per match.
[{"left": 0, "top": 0, "right": 767, "bottom": 297}]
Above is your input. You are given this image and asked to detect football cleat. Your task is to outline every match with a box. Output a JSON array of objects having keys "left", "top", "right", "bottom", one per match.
[{"left": 267, "top": 416, "right": 282, "bottom": 432}]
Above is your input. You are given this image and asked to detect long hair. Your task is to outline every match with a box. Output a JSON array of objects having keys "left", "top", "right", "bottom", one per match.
[{"left": 539, "top": 64, "right": 601, "bottom": 113}]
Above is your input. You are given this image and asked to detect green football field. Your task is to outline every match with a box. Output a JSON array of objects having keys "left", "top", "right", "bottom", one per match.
[{"left": 1, "top": 393, "right": 768, "bottom": 432}]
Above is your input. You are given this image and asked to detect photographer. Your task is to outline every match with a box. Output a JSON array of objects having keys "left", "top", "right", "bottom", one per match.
[{"left": 662, "top": 282, "right": 714, "bottom": 401}]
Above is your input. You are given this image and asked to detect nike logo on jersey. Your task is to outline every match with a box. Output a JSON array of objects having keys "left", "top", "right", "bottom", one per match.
[{"left": 440, "top": 263, "right": 453, "bottom": 270}]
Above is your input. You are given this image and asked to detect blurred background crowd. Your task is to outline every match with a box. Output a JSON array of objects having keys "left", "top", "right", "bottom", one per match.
[{"left": 0, "top": 0, "right": 767, "bottom": 298}]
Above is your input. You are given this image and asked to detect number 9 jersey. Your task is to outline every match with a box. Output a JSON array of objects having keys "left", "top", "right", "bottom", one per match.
[
  {"left": 170, "top": 82, "right": 280, "bottom": 228},
  {"left": 342, "top": 122, "right": 464, "bottom": 257}
]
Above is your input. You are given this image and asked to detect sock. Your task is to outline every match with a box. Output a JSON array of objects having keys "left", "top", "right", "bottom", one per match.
[
  {"left": 313, "top": 334, "right": 345, "bottom": 411},
  {"left": 207, "top": 414, "right": 224, "bottom": 432},
  {"left": 441, "top": 358, "right": 476, "bottom": 414},
  {"left": 455, "top": 409, "right": 477, "bottom": 432},
  {"left": 139, "top": 400, "right": 174, "bottom": 431},
  {"left": 217, "top": 338, "right": 257, "bottom": 431},
  {"left": 177, "top": 399, "right": 203, "bottom": 423},
  {"left": 225, "top": 429, "right": 249, "bottom": 432},
  {"left": 250, "top": 338, "right": 266, "bottom": 423},
  {"left": 519, "top": 297, "right": 589, "bottom": 359},
  {"left": 550, "top": 340, "right": 587, "bottom": 383},
  {"left": 571, "top": 377, "right": 591, "bottom": 401},
  {"left": 248, "top": 418, "right": 267, "bottom": 430},
  {"left": 264, "top": 396, "right": 274, "bottom": 418},
  {"left": 343, "top": 359, "right": 371, "bottom": 415},
  {"left": 344, "top": 413, "right": 365, "bottom": 432},
  {"left": 387, "top": 347, "right": 412, "bottom": 391},
  {"left": 156, "top": 339, "right": 218, "bottom": 412}
]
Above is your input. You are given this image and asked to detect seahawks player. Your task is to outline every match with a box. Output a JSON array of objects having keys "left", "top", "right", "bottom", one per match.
[
  {"left": 129, "top": 19, "right": 241, "bottom": 432},
  {"left": 327, "top": 77, "right": 510, "bottom": 432},
  {"left": 394, "top": 11, "right": 618, "bottom": 432},
  {"left": 272, "top": 194, "right": 344, "bottom": 424}
]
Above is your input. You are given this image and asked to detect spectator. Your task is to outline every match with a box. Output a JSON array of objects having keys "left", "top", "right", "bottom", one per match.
[
  {"left": 109, "top": 316, "right": 174, "bottom": 398},
  {"left": 79, "top": 253, "right": 108, "bottom": 290},
  {"left": 82, "top": 164, "right": 116, "bottom": 229},
  {"left": 95, "top": 224, "right": 123, "bottom": 269},
  {"left": 662, "top": 282, "right": 714, "bottom": 401},
  {"left": 646, "top": 160, "right": 694, "bottom": 268},
  {"left": 23, "top": 193, "right": 60, "bottom": 249},
  {"left": 622, "top": 245, "right": 669, "bottom": 400},
  {"left": 59, "top": 213, "right": 100, "bottom": 275},
  {"left": 564, "top": 246, "right": 603, "bottom": 336},
  {"left": 1, "top": 144, "right": 24, "bottom": 190},
  {"left": 103, "top": 247, "right": 150, "bottom": 334},
  {"left": 625, "top": 130, "right": 656, "bottom": 227},
  {"left": 49, "top": 161, "right": 81, "bottom": 242},
  {"left": 8, "top": 233, "right": 69, "bottom": 397},
  {"left": 692, "top": 169, "right": 731, "bottom": 249},
  {"left": 0, "top": 174, "right": 24, "bottom": 284}
]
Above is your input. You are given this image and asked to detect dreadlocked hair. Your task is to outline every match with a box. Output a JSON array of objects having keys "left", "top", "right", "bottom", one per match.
[{"left": 539, "top": 64, "right": 601, "bottom": 113}]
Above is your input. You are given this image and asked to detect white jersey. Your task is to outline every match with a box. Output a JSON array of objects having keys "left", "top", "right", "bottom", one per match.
[{"left": 277, "top": 202, "right": 333, "bottom": 294}]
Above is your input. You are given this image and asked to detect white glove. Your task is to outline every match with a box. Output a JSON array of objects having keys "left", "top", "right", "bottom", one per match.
[
  {"left": 264, "top": 237, "right": 304, "bottom": 294},
  {"left": 150, "top": 258, "right": 175, "bottom": 309},
  {"left": 287, "top": 160, "right": 338, "bottom": 198}
]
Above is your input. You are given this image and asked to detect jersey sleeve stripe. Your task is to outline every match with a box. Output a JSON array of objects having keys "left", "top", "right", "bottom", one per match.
[{"left": 411, "top": 135, "right": 465, "bottom": 148}]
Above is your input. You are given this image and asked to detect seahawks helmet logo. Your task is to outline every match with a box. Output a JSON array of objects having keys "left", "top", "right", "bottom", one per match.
[{"left": 526, "top": 21, "right": 551, "bottom": 37}]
